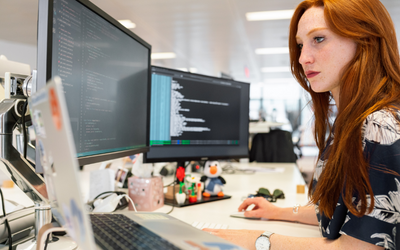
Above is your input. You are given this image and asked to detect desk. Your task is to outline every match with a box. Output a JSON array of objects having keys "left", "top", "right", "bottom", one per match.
[
  {"left": 154, "top": 163, "right": 321, "bottom": 238},
  {"left": 1, "top": 162, "right": 321, "bottom": 249}
]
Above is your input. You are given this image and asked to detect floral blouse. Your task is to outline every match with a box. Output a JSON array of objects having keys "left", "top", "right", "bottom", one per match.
[{"left": 313, "top": 109, "right": 400, "bottom": 250}]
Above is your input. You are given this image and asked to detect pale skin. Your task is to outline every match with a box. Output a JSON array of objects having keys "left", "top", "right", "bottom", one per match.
[{"left": 203, "top": 6, "right": 382, "bottom": 250}]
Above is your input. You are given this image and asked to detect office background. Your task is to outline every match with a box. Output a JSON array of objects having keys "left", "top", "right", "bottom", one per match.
[{"left": 0, "top": 0, "right": 399, "bottom": 158}]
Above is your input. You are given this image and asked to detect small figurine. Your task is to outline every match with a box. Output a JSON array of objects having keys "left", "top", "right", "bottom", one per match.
[
  {"left": 196, "top": 183, "right": 202, "bottom": 201},
  {"left": 200, "top": 161, "right": 226, "bottom": 197},
  {"left": 176, "top": 166, "right": 186, "bottom": 183},
  {"left": 175, "top": 183, "right": 186, "bottom": 205},
  {"left": 187, "top": 183, "right": 197, "bottom": 203},
  {"left": 185, "top": 176, "right": 200, "bottom": 203}
]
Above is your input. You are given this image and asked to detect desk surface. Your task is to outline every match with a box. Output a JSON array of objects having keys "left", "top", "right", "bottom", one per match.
[
  {"left": 154, "top": 163, "right": 321, "bottom": 238},
  {"left": 1, "top": 162, "right": 321, "bottom": 242}
]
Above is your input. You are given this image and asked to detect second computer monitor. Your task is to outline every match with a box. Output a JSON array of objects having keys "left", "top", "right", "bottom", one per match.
[{"left": 144, "top": 66, "right": 250, "bottom": 163}]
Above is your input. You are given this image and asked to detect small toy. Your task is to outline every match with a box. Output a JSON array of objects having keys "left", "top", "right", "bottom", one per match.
[
  {"left": 200, "top": 161, "right": 226, "bottom": 197},
  {"left": 176, "top": 167, "right": 186, "bottom": 183},
  {"left": 185, "top": 175, "right": 200, "bottom": 203},
  {"left": 197, "top": 183, "right": 202, "bottom": 201},
  {"left": 187, "top": 183, "right": 197, "bottom": 203},
  {"left": 175, "top": 183, "right": 186, "bottom": 205}
]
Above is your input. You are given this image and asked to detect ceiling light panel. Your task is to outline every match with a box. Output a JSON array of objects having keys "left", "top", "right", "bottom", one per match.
[
  {"left": 264, "top": 78, "right": 297, "bottom": 84},
  {"left": 255, "top": 47, "right": 289, "bottom": 55},
  {"left": 261, "top": 67, "right": 290, "bottom": 73},
  {"left": 246, "top": 10, "right": 295, "bottom": 21}
]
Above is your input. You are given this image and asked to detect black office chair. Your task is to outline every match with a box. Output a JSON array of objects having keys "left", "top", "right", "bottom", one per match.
[
  {"left": 249, "top": 129, "right": 297, "bottom": 163},
  {"left": 286, "top": 109, "right": 303, "bottom": 159}
]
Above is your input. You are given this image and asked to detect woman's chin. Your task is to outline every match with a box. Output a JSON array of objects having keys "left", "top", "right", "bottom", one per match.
[{"left": 310, "top": 85, "right": 329, "bottom": 94}]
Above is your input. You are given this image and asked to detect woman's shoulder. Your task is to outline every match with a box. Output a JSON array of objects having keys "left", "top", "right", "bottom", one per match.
[{"left": 361, "top": 108, "right": 400, "bottom": 145}]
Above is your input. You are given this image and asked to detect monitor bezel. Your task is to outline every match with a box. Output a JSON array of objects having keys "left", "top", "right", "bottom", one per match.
[
  {"left": 143, "top": 66, "right": 250, "bottom": 164},
  {"left": 37, "top": 0, "right": 151, "bottom": 167}
]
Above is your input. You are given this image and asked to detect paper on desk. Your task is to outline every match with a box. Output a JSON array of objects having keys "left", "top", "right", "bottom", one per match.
[
  {"left": 236, "top": 166, "right": 285, "bottom": 173},
  {"left": 89, "top": 169, "right": 115, "bottom": 201}
]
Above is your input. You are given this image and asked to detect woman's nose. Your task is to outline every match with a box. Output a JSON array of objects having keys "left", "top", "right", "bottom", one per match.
[{"left": 299, "top": 46, "right": 314, "bottom": 65}]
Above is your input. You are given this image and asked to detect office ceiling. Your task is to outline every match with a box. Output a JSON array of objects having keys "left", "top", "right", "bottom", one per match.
[{"left": 1, "top": 0, "right": 400, "bottom": 85}]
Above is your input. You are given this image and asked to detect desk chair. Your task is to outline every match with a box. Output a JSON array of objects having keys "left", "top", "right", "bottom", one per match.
[{"left": 249, "top": 129, "right": 297, "bottom": 163}]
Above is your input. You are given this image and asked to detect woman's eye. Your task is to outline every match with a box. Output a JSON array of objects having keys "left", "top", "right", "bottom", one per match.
[
  {"left": 314, "top": 37, "right": 325, "bottom": 43},
  {"left": 297, "top": 44, "right": 303, "bottom": 50}
]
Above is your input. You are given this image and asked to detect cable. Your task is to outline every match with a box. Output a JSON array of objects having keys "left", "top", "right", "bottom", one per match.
[
  {"left": 89, "top": 191, "right": 122, "bottom": 212},
  {"left": 163, "top": 181, "right": 176, "bottom": 188},
  {"left": 121, "top": 195, "right": 137, "bottom": 212},
  {"left": 166, "top": 167, "right": 178, "bottom": 215},
  {"left": 166, "top": 182, "right": 175, "bottom": 215},
  {"left": 21, "top": 100, "right": 28, "bottom": 159},
  {"left": 0, "top": 189, "right": 12, "bottom": 250},
  {"left": 44, "top": 232, "right": 50, "bottom": 250},
  {"left": 93, "top": 191, "right": 118, "bottom": 200}
]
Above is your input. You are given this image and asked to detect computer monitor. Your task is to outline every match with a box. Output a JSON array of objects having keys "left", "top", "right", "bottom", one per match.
[
  {"left": 37, "top": 0, "right": 151, "bottom": 169},
  {"left": 144, "top": 66, "right": 250, "bottom": 166}
]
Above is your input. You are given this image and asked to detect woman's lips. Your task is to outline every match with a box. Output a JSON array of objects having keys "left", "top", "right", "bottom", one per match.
[{"left": 306, "top": 71, "right": 320, "bottom": 78}]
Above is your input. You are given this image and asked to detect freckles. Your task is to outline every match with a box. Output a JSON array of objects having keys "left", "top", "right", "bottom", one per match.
[
  {"left": 319, "top": 50, "right": 329, "bottom": 62},
  {"left": 320, "top": 75, "right": 326, "bottom": 83}
]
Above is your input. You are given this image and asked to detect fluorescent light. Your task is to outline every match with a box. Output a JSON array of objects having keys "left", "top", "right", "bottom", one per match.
[
  {"left": 118, "top": 19, "right": 136, "bottom": 29},
  {"left": 255, "top": 47, "right": 289, "bottom": 55},
  {"left": 189, "top": 68, "right": 198, "bottom": 73},
  {"left": 261, "top": 67, "right": 290, "bottom": 73},
  {"left": 151, "top": 52, "right": 176, "bottom": 60},
  {"left": 264, "top": 78, "right": 296, "bottom": 84},
  {"left": 177, "top": 68, "right": 188, "bottom": 72},
  {"left": 246, "top": 9, "right": 294, "bottom": 21}
]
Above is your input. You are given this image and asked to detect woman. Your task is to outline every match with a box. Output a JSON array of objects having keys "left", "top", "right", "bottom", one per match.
[{"left": 203, "top": 0, "right": 400, "bottom": 249}]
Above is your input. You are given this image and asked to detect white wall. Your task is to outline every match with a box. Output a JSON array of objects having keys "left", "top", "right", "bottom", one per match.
[{"left": 0, "top": 40, "right": 37, "bottom": 70}]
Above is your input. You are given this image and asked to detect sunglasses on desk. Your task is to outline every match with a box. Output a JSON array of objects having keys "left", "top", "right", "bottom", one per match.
[{"left": 247, "top": 188, "right": 285, "bottom": 202}]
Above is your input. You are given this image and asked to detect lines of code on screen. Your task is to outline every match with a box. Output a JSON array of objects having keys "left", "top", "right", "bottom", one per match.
[
  {"left": 150, "top": 71, "right": 241, "bottom": 146},
  {"left": 51, "top": 0, "right": 149, "bottom": 157}
]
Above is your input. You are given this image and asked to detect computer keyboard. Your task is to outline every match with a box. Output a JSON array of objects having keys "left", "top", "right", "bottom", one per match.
[
  {"left": 191, "top": 221, "right": 229, "bottom": 230},
  {"left": 90, "top": 214, "right": 181, "bottom": 250}
]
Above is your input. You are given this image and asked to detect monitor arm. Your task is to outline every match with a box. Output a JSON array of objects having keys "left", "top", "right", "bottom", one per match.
[
  {"left": 0, "top": 97, "right": 47, "bottom": 204},
  {"left": 0, "top": 71, "right": 53, "bottom": 249},
  {"left": 0, "top": 70, "right": 47, "bottom": 205}
]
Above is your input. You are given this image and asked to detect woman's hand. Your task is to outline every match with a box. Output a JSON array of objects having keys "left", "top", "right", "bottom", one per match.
[
  {"left": 202, "top": 228, "right": 263, "bottom": 250},
  {"left": 238, "top": 197, "right": 281, "bottom": 220}
]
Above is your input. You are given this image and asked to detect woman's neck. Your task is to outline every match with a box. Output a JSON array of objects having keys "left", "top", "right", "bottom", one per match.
[{"left": 331, "top": 88, "right": 340, "bottom": 110}]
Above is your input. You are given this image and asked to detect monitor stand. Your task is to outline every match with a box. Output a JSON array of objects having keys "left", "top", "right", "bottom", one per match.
[{"left": 165, "top": 161, "right": 231, "bottom": 207}]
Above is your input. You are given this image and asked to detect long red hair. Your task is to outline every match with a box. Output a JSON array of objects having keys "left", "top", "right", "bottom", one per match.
[{"left": 289, "top": 0, "right": 400, "bottom": 218}]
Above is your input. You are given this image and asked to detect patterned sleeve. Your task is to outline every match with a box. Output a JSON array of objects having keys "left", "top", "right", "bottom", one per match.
[{"left": 339, "top": 109, "right": 400, "bottom": 250}]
